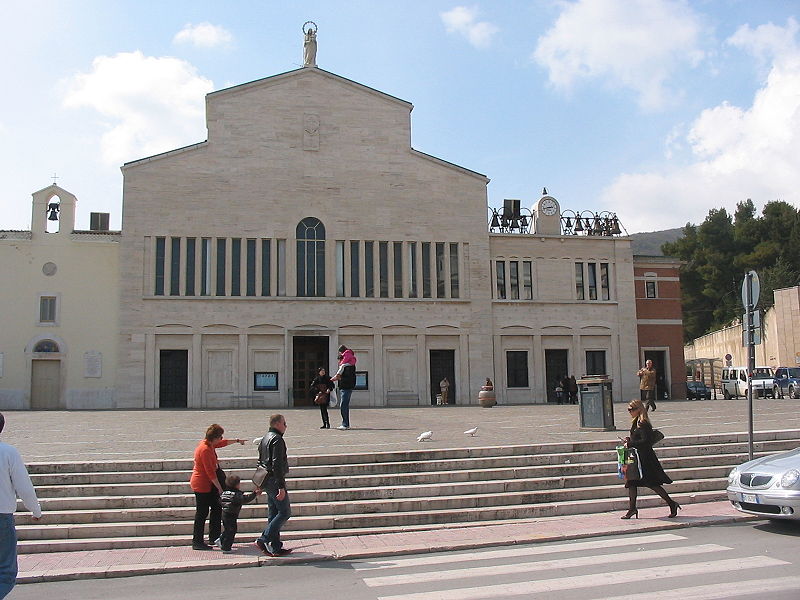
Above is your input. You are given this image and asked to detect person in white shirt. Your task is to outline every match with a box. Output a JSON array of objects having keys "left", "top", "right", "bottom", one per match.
[{"left": 0, "top": 413, "right": 41, "bottom": 599}]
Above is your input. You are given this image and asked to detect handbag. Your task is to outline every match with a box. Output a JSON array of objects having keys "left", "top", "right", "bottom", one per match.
[
  {"left": 252, "top": 464, "right": 269, "bottom": 488},
  {"left": 329, "top": 388, "right": 339, "bottom": 408},
  {"left": 623, "top": 447, "right": 643, "bottom": 481},
  {"left": 651, "top": 429, "right": 665, "bottom": 445}
]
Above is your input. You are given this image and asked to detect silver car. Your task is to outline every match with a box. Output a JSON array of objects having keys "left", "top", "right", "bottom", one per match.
[{"left": 727, "top": 447, "right": 800, "bottom": 520}]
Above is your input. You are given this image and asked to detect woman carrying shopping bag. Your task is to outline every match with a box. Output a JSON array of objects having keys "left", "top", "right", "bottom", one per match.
[{"left": 620, "top": 398, "right": 680, "bottom": 519}]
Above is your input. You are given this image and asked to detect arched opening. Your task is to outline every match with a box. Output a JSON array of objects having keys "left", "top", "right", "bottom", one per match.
[
  {"left": 296, "top": 217, "right": 326, "bottom": 296},
  {"left": 46, "top": 195, "right": 61, "bottom": 234},
  {"left": 33, "top": 339, "right": 60, "bottom": 353}
]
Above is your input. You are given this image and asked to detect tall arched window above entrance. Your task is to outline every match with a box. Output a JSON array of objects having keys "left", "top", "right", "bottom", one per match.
[{"left": 296, "top": 217, "right": 326, "bottom": 296}]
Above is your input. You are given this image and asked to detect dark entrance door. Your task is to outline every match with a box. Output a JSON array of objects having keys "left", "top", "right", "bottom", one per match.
[
  {"left": 293, "top": 336, "right": 329, "bottom": 407},
  {"left": 544, "top": 349, "right": 569, "bottom": 403},
  {"left": 159, "top": 350, "right": 188, "bottom": 408},
  {"left": 429, "top": 350, "right": 456, "bottom": 405},
  {"left": 644, "top": 350, "right": 668, "bottom": 400}
]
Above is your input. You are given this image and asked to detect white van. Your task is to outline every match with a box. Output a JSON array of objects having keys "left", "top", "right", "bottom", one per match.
[{"left": 721, "top": 366, "right": 774, "bottom": 399}]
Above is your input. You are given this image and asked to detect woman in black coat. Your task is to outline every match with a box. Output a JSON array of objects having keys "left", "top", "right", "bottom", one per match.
[
  {"left": 621, "top": 398, "right": 680, "bottom": 519},
  {"left": 310, "top": 367, "right": 334, "bottom": 429}
]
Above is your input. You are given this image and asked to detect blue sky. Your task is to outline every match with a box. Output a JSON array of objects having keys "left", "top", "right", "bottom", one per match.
[{"left": 2, "top": 0, "right": 799, "bottom": 233}]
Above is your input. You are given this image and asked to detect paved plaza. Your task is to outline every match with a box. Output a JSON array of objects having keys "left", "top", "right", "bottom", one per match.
[{"left": 4, "top": 397, "right": 800, "bottom": 462}]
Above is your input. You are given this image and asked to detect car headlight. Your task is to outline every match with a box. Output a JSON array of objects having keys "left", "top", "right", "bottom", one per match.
[
  {"left": 780, "top": 469, "right": 800, "bottom": 488},
  {"left": 728, "top": 468, "right": 739, "bottom": 486}
]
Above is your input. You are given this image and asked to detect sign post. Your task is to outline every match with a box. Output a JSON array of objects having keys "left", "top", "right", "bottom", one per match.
[{"left": 741, "top": 270, "right": 760, "bottom": 460}]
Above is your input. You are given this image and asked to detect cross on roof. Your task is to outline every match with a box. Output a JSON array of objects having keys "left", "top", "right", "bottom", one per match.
[{"left": 51, "top": 173, "right": 59, "bottom": 185}]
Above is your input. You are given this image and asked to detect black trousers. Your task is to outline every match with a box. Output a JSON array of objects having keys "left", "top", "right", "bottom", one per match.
[
  {"left": 219, "top": 511, "right": 238, "bottom": 550},
  {"left": 193, "top": 491, "right": 222, "bottom": 545},
  {"left": 319, "top": 402, "right": 330, "bottom": 426}
]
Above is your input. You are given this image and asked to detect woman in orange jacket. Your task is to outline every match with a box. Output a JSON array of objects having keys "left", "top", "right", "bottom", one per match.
[{"left": 190, "top": 424, "right": 245, "bottom": 550}]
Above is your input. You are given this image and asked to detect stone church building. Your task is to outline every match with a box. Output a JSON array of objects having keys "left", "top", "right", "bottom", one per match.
[{"left": 0, "top": 48, "right": 686, "bottom": 410}]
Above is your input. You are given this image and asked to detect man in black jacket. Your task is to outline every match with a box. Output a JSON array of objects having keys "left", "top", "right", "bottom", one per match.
[{"left": 254, "top": 414, "right": 292, "bottom": 556}]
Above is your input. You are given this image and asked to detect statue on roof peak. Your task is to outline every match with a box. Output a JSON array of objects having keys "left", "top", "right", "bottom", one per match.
[{"left": 303, "top": 22, "right": 317, "bottom": 67}]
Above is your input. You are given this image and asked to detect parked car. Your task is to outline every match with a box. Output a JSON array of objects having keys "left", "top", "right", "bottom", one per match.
[
  {"left": 721, "top": 366, "right": 775, "bottom": 399},
  {"left": 686, "top": 380, "right": 712, "bottom": 400},
  {"left": 773, "top": 367, "right": 800, "bottom": 399},
  {"left": 727, "top": 447, "right": 800, "bottom": 521}
]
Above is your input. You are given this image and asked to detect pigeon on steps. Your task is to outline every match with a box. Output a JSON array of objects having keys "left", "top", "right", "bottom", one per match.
[
  {"left": 464, "top": 427, "right": 478, "bottom": 437},
  {"left": 417, "top": 431, "right": 433, "bottom": 442}
]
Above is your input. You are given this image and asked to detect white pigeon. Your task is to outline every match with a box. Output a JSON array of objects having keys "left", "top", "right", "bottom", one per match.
[
  {"left": 417, "top": 431, "right": 433, "bottom": 442},
  {"left": 464, "top": 427, "right": 478, "bottom": 437},
  {"left": 252, "top": 437, "right": 263, "bottom": 445}
]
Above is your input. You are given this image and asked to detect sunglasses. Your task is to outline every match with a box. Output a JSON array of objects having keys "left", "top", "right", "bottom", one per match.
[{"left": 627, "top": 407, "right": 636, "bottom": 412}]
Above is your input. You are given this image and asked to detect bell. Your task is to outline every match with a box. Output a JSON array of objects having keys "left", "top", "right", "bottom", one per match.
[
  {"left": 520, "top": 214, "right": 529, "bottom": 229},
  {"left": 574, "top": 217, "right": 584, "bottom": 232},
  {"left": 564, "top": 216, "right": 572, "bottom": 229},
  {"left": 490, "top": 211, "right": 501, "bottom": 230},
  {"left": 610, "top": 217, "right": 621, "bottom": 235},
  {"left": 47, "top": 203, "right": 60, "bottom": 221}
]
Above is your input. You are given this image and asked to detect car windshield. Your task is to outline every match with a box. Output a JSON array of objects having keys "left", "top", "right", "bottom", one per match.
[{"left": 753, "top": 368, "right": 773, "bottom": 379}]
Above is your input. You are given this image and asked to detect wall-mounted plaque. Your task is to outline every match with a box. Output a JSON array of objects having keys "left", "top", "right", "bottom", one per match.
[
  {"left": 84, "top": 351, "right": 102, "bottom": 378},
  {"left": 254, "top": 371, "right": 279, "bottom": 391}
]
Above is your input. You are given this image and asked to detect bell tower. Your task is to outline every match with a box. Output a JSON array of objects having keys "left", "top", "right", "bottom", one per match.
[{"left": 31, "top": 184, "right": 77, "bottom": 237}]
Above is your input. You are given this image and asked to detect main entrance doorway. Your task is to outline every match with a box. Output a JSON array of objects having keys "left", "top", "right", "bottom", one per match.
[
  {"left": 293, "top": 336, "right": 329, "bottom": 407},
  {"left": 544, "top": 349, "right": 569, "bottom": 403},
  {"left": 429, "top": 350, "right": 456, "bottom": 405},
  {"left": 159, "top": 350, "right": 188, "bottom": 408},
  {"left": 31, "top": 360, "right": 62, "bottom": 409},
  {"left": 644, "top": 350, "right": 669, "bottom": 400}
]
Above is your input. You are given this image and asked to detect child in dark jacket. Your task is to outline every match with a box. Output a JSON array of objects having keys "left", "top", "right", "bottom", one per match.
[
  {"left": 310, "top": 367, "right": 334, "bottom": 429},
  {"left": 218, "top": 474, "right": 261, "bottom": 552}
]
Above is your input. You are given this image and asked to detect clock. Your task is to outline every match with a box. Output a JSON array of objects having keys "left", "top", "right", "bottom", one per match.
[{"left": 540, "top": 197, "right": 558, "bottom": 216}]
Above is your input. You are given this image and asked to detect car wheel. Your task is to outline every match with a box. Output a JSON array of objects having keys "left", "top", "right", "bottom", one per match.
[{"left": 791, "top": 385, "right": 799, "bottom": 399}]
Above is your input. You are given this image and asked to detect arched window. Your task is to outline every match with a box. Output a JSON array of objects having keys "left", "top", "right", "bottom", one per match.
[
  {"left": 34, "top": 340, "right": 60, "bottom": 353},
  {"left": 296, "top": 217, "right": 326, "bottom": 296}
]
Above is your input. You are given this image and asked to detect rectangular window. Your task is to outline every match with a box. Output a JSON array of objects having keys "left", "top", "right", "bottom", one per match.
[
  {"left": 155, "top": 237, "right": 165, "bottom": 296},
  {"left": 496, "top": 261, "right": 506, "bottom": 299},
  {"left": 216, "top": 238, "right": 226, "bottom": 296},
  {"left": 365, "top": 241, "right": 375, "bottom": 297},
  {"left": 506, "top": 351, "right": 529, "bottom": 388},
  {"left": 586, "top": 350, "right": 607, "bottom": 376},
  {"left": 523, "top": 261, "right": 532, "bottom": 300},
  {"left": 601, "top": 263, "right": 610, "bottom": 300},
  {"left": 261, "top": 239, "right": 271, "bottom": 296},
  {"left": 645, "top": 280, "right": 657, "bottom": 298},
  {"left": 336, "top": 241, "right": 345, "bottom": 297},
  {"left": 276, "top": 239, "right": 286, "bottom": 296},
  {"left": 575, "top": 262, "right": 584, "bottom": 300},
  {"left": 39, "top": 296, "right": 57, "bottom": 323},
  {"left": 393, "top": 242, "right": 403, "bottom": 298},
  {"left": 350, "top": 241, "right": 360, "bottom": 297},
  {"left": 449, "top": 243, "right": 459, "bottom": 298},
  {"left": 509, "top": 261, "right": 519, "bottom": 300},
  {"left": 246, "top": 239, "right": 256, "bottom": 296},
  {"left": 379, "top": 241, "right": 389, "bottom": 298},
  {"left": 409, "top": 242, "right": 418, "bottom": 298},
  {"left": 435, "top": 242, "right": 446, "bottom": 298},
  {"left": 231, "top": 238, "right": 241, "bottom": 296},
  {"left": 587, "top": 262, "right": 597, "bottom": 300},
  {"left": 422, "top": 242, "right": 432, "bottom": 298},
  {"left": 170, "top": 237, "right": 181, "bottom": 296},
  {"left": 201, "top": 238, "right": 211, "bottom": 296},
  {"left": 185, "top": 238, "right": 196, "bottom": 296}
]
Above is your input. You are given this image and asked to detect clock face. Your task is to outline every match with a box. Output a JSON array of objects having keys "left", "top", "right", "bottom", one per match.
[{"left": 540, "top": 198, "right": 558, "bottom": 216}]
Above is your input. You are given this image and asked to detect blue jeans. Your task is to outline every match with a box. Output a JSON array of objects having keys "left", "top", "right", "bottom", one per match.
[
  {"left": 0, "top": 514, "right": 17, "bottom": 599},
  {"left": 258, "top": 486, "right": 291, "bottom": 552},
  {"left": 339, "top": 388, "right": 353, "bottom": 427}
]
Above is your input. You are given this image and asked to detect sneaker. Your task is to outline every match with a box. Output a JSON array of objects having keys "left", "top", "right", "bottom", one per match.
[
  {"left": 255, "top": 539, "right": 269, "bottom": 555},
  {"left": 337, "top": 425, "right": 349, "bottom": 430},
  {"left": 192, "top": 543, "right": 213, "bottom": 551},
  {"left": 212, "top": 538, "right": 222, "bottom": 548}
]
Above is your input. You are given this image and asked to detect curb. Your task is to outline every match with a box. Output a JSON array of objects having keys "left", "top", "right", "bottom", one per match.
[{"left": 16, "top": 512, "right": 758, "bottom": 584}]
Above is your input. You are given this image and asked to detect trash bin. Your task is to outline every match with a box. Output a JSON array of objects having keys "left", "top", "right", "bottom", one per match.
[{"left": 577, "top": 376, "right": 615, "bottom": 431}]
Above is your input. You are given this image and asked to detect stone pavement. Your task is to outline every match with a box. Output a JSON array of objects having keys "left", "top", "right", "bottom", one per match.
[
  {"left": 4, "top": 397, "right": 800, "bottom": 461},
  {"left": 17, "top": 501, "right": 756, "bottom": 583}
]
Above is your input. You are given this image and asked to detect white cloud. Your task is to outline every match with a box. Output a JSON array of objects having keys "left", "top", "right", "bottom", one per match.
[
  {"left": 601, "top": 19, "right": 800, "bottom": 232},
  {"left": 62, "top": 51, "right": 214, "bottom": 165},
  {"left": 173, "top": 22, "right": 233, "bottom": 48},
  {"left": 533, "top": 0, "right": 705, "bottom": 110},
  {"left": 441, "top": 6, "right": 499, "bottom": 49}
]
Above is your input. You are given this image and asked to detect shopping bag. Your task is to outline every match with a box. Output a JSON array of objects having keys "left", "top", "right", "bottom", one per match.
[
  {"left": 328, "top": 388, "right": 339, "bottom": 408},
  {"left": 616, "top": 445, "right": 627, "bottom": 479},
  {"left": 623, "top": 447, "right": 643, "bottom": 481}
]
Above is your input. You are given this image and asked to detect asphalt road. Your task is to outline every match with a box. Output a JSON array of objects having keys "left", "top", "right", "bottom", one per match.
[{"left": 11, "top": 520, "right": 800, "bottom": 599}]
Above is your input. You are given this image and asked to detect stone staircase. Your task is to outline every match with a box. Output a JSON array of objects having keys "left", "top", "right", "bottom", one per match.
[{"left": 17, "top": 430, "right": 800, "bottom": 553}]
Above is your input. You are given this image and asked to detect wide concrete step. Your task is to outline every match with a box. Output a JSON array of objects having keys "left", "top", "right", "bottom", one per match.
[
  {"left": 26, "top": 439, "right": 798, "bottom": 488},
  {"left": 16, "top": 476, "right": 726, "bottom": 533},
  {"left": 16, "top": 487, "right": 726, "bottom": 552}
]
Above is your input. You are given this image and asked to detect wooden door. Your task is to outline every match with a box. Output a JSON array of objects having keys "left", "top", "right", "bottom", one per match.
[{"left": 31, "top": 360, "right": 62, "bottom": 409}]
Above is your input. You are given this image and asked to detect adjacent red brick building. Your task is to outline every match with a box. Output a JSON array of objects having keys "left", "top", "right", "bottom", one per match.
[{"left": 633, "top": 255, "right": 686, "bottom": 400}]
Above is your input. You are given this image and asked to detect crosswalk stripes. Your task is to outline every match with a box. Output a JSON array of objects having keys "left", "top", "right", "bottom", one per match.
[{"left": 352, "top": 534, "right": 797, "bottom": 600}]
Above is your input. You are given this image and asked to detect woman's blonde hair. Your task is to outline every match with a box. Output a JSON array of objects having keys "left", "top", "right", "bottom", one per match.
[
  {"left": 628, "top": 398, "right": 650, "bottom": 423},
  {"left": 205, "top": 423, "right": 224, "bottom": 442}
]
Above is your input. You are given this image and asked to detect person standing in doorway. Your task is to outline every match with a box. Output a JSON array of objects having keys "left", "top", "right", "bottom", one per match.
[
  {"left": 255, "top": 414, "right": 292, "bottom": 557},
  {"left": 637, "top": 359, "right": 658, "bottom": 411},
  {"left": 439, "top": 377, "right": 450, "bottom": 405},
  {"left": 331, "top": 345, "right": 357, "bottom": 430},
  {"left": 0, "top": 413, "right": 42, "bottom": 599}
]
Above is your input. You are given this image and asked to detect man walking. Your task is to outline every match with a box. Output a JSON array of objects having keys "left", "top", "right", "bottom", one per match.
[
  {"left": 0, "top": 413, "right": 42, "bottom": 599},
  {"left": 637, "top": 359, "right": 658, "bottom": 411},
  {"left": 255, "top": 414, "right": 292, "bottom": 557}
]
